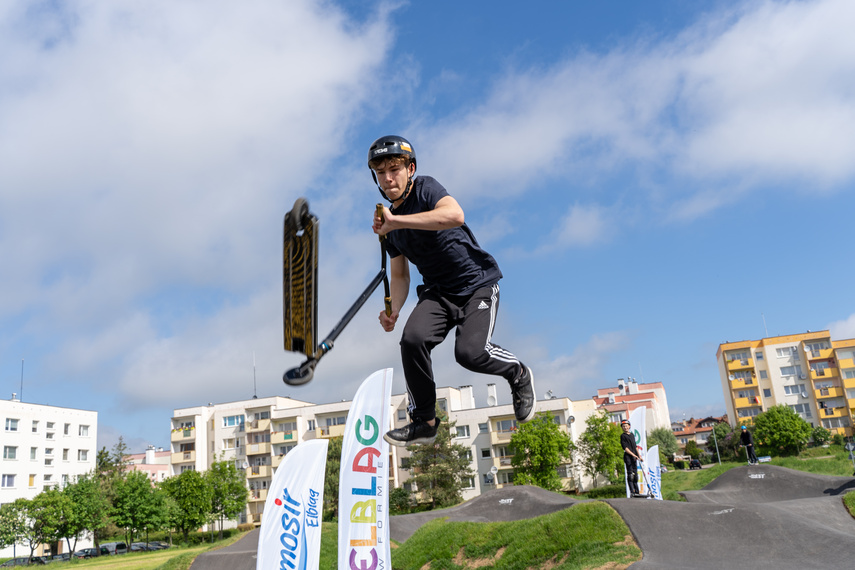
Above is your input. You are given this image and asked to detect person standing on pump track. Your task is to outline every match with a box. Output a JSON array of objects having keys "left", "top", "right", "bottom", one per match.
[
  {"left": 621, "top": 419, "right": 643, "bottom": 496},
  {"left": 368, "top": 135, "right": 535, "bottom": 447},
  {"left": 739, "top": 425, "right": 758, "bottom": 465}
]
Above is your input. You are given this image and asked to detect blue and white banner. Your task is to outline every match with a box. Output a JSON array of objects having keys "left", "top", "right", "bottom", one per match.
[
  {"left": 645, "top": 444, "right": 663, "bottom": 500},
  {"left": 257, "top": 438, "right": 328, "bottom": 570},
  {"left": 625, "top": 407, "right": 648, "bottom": 497},
  {"left": 338, "top": 369, "right": 393, "bottom": 570}
]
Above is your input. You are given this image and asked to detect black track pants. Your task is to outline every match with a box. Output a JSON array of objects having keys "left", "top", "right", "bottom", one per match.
[{"left": 400, "top": 284, "right": 521, "bottom": 421}]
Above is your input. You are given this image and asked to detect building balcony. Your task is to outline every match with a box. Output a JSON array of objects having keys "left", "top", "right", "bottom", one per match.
[
  {"left": 246, "top": 419, "right": 271, "bottom": 433},
  {"left": 247, "top": 465, "right": 272, "bottom": 479},
  {"left": 490, "top": 430, "right": 515, "bottom": 445},
  {"left": 815, "top": 386, "right": 844, "bottom": 400},
  {"left": 811, "top": 367, "right": 839, "bottom": 381},
  {"left": 820, "top": 406, "right": 848, "bottom": 419},
  {"left": 170, "top": 428, "right": 195, "bottom": 443},
  {"left": 316, "top": 425, "right": 346, "bottom": 439},
  {"left": 838, "top": 357, "right": 855, "bottom": 370},
  {"left": 493, "top": 456, "right": 514, "bottom": 470},
  {"left": 271, "top": 431, "right": 297, "bottom": 445},
  {"left": 734, "top": 396, "right": 762, "bottom": 409},
  {"left": 273, "top": 454, "right": 284, "bottom": 470},
  {"left": 806, "top": 348, "right": 834, "bottom": 360},
  {"left": 246, "top": 442, "right": 271, "bottom": 456},
  {"left": 171, "top": 450, "right": 195, "bottom": 464},
  {"left": 249, "top": 489, "right": 268, "bottom": 502},
  {"left": 730, "top": 377, "right": 757, "bottom": 390},
  {"left": 726, "top": 358, "right": 754, "bottom": 371},
  {"left": 843, "top": 376, "right": 855, "bottom": 390}
]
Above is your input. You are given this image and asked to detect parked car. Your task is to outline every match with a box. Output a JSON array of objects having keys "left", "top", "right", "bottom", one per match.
[
  {"left": 51, "top": 553, "right": 71, "bottom": 562},
  {"left": 0, "top": 558, "right": 48, "bottom": 567},
  {"left": 148, "top": 541, "right": 170, "bottom": 550},
  {"left": 130, "top": 543, "right": 155, "bottom": 552},
  {"left": 100, "top": 542, "right": 128, "bottom": 555},
  {"left": 73, "top": 546, "right": 108, "bottom": 559},
  {"left": 689, "top": 459, "right": 702, "bottom": 470}
]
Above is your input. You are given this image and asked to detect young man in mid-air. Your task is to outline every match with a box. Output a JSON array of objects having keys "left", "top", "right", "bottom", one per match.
[{"left": 368, "top": 135, "right": 535, "bottom": 447}]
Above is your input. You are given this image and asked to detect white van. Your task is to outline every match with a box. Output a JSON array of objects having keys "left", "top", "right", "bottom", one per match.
[{"left": 100, "top": 542, "right": 128, "bottom": 555}]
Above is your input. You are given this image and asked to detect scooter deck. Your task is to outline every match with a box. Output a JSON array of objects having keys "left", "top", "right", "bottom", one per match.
[{"left": 283, "top": 198, "right": 318, "bottom": 357}]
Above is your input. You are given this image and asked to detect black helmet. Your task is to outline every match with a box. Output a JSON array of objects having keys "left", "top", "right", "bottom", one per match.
[
  {"left": 367, "top": 135, "right": 416, "bottom": 170},
  {"left": 368, "top": 135, "right": 417, "bottom": 202}
]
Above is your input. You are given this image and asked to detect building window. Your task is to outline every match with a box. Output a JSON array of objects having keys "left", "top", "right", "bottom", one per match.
[
  {"left": 29, "top": 474, "right": 36, "bottom": 487},
  {"left": 45, "top": 448, "right": 53, "bottom": 456},
  {"left": 789, "top": 404, "right": 812, "bottom": 418},
  {"left": 737, "top": 408, "right": 760, "bottom": 418},
  {"left": 437, "top": 399, "right": 447, "bottom": 413},
  {"left": 2, "top": 474, "right": 16, "bottom": 488},
  {"left": 756, "top": 351, "right": 764, "bottom": 360},
  {"left": 455, "top": 425, "right": 470, "bottom": 438},
  {"left": 822, "top": 417, "right": 850, "bottom": 429},
  {"left": 307, "top": 420, "right": 316, "bottom": 431},
  {"left": 5, "top": 418, "right": 18, "bottom": 432},
  {"left": 759, "top": 370, "right": 768, "bottom": 379},
  {"left": 498, "top": 471, "right": 515, "bottom": 485},
  {"left": 763, "top": 389, "right": 771, "bottom": 398},
  {"left": 64, "top": 423, "right": 70, "bottom": 435},
  {"left": 32, "top": 421, "right": 38, "bottom": 433},
  {"left": 223, "top": 415, "right": 245, "bottom": 428},
  {"left": 3, "top": 446, "right": 16, "bottom": 460},
  {"left": 776, "top": 347, "right": 798, "bottom": 358},
  {"left": 223, "top": 438, "right": 236, "bottom": 450},
  {"left": 325, "top": 416, "right": 347, "bottom": 427},
  {"left": 30, "top": 447, "right": 37, "bottom": 460},
  {"left": 462, "top": 477, "right": 475, "bottom": 489},
  {"left": 63, "top": 449, "right": 69, "bottom": 461},
  {"left": 79, "top": 425, "right": 89, "bottom": 437},
  {"left": 78, "top": 450, "right": 89, "bottom": 461},
  {"left": 496, "top": 419, "right": 517, "bottom": 433},
  {"left": 400, "top": 457, "right": 410, "bottom": 469},
  {"left": 480, "top": 448, "right": 491, "bottom": 459},
  {"left": 397, "top": 410, "right": 407, "bottom": 421},
  {"left": 277, "top": 444, "right": 296, "bottom": 456},
  {"left": 180, "top": 465, "right": 195, "bottom": 472},
  {"left": 737, "top": 389, "right": 756, "bottom": 399},
  {"left": 784, "top": 384, "right": 807, "bottom": 396},
  {"left": 276, "top": 421, "right": 297, "bottom": 432},
  {"left": 478, "top": 423, "right": 488, "bottom": 433}
]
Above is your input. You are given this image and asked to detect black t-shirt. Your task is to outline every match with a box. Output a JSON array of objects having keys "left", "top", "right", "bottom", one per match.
[
  {"left": 621, "top": 432, "right": 638, "bottom": 461},
  {"left": 385, "top": 176, "right": 502, "bottom": 296}
]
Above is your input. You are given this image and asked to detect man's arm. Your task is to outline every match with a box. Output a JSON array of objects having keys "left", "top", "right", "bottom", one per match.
[
  {"left": 373, "top": 195, "right": 464, "bottom": 236},
  {"left": 379, "top": 255, "right": 409, "bottom": 332}
]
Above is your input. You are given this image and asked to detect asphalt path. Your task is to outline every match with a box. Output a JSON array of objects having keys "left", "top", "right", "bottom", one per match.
[{"left": 189, "top": 466, "right": 855, "bottom": 569}]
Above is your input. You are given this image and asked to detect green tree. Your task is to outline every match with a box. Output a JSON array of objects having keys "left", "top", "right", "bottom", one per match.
[
  {"left": 323, "top": 437, "right": 342, "bottom": 521},
  {"left": 754, "top": 405, "right": 812, "bottom": 455},
  {"left": 705, "top": 422, "right": 737, "bottom": 461},
  {"left": 812, "top": 426, "right": 832, "bottom": 446},
  {"left": 510, "top": 412, "right": 573, "bottom": 492},
  {"left": 63, "top": 474, "right": 111, "bottom": 553},
  {"left": 32, "top": 488, "right": 74, "bottom": 556},
  {"left": 113, "top": 470, "right": 163, "bottom": 545},
  {"left": 162, "top": 469, "right": 212, "bottom": 542},
  {"left": 206, "top": 459, "right": 248, "bottom": 540},
  {"left": 389, "top": 487, "right": 413, "bottom": 514},
  {"left": 647, "top": 427, "right": 679, "bottom": 463},
  {"left": 576, "top": 410, "right": 622, "bottom": 488},
  {"left": 408, "top": 410, "right": 475, "bottom": 509},
  {"left": 684, "top": 440, "right": 701, "bottom": 459},
  {"left": 0, "top": 501, "right": 27, "bottom": 553}
]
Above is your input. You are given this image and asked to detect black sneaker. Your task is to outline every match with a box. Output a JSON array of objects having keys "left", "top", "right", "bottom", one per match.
[
  {"left": 383, "top": 417, "right": 440, "bottom": 447},
  {"left": 511, "top": 364, "right": 536, "bottom": 423}
]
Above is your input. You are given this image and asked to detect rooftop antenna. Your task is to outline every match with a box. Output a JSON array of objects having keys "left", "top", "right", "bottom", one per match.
[
  {"left": 252, "top": 352, "right": 258, "bottom": 399},
  {"left": 20, "top": 359, "right": 24, "bottom": 402},
  {"left": 762, "top": 313, "right": 769, "bottom": 338}
]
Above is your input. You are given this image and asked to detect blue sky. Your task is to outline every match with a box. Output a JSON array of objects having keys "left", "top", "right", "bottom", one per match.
[{"left": 3, "top": 0, "right": 855, "bottom": 453}]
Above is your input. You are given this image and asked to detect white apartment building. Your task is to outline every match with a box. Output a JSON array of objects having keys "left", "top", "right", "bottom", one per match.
[
  {"left": 1, "top": 394, "right": 98, "bottom": 557},
  {"left": 172, "top": 379, "right": 670, "bottom": 527}
]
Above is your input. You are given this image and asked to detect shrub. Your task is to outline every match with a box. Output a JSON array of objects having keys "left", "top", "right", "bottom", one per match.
[{"left": 584, "top": 484, "right": 626, "bottom": 499}]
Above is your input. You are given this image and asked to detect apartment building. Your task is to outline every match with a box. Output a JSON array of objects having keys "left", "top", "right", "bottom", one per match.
[
  {"left": 593, "top": 378, "right": 671, "bottom": 429},
  {"left": 717, "top": 330, "right": 855, "bottom": 436},
  {"left": 172, "top": 379, "right": 671, "bottom": 526},
  {"left": 672, "top": 416, "right": 727, "bottom": 448},
  {"left": 1, "top": 394, "right": 98, "bottom": 558},
  {"left": 124, "top": 445, "right": 171, "bottom": 485}
]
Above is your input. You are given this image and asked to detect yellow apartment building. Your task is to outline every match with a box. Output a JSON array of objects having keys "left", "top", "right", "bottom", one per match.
[{"left": 717, "top": 330, "right": 855, "bottom": 436}]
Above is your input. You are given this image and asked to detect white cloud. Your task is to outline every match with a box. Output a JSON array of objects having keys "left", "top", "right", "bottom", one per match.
[
  {"left": 419, "top": 0, "right": 855, "bottom": 230},
  {"left": 828, "top": 313, "right": 855, "bottom": 340}
]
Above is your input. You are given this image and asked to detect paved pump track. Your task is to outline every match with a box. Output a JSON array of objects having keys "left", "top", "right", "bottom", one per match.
[{"left": 190, "top": 465, "right": 855, "bottom": 569}]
